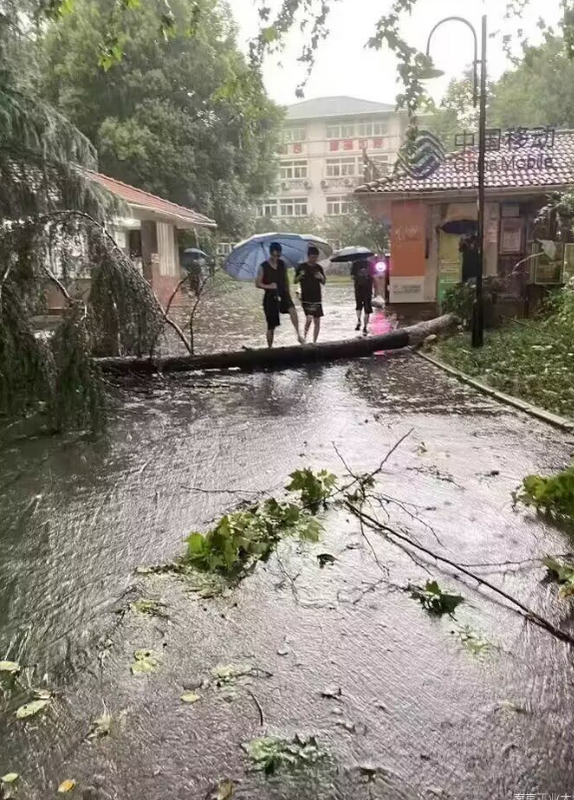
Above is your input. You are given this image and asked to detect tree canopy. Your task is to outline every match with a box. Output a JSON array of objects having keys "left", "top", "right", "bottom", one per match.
[
  {"left": 39, "top": 0, "right": 282, "bottom": 237},
  {"left": 424, "top": 34, "right": 574, "bottom": 150}
]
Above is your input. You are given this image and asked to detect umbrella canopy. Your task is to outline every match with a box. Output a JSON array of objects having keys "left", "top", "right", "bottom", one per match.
[
  {"left": 224, "top": 233, "right": 333, "bottom": 281},
  {"left": 182, "top": 247, "right": 210, "bottom": 260},
  {"left": 330, "top": 246, "right": 375, "bottom": 263}
]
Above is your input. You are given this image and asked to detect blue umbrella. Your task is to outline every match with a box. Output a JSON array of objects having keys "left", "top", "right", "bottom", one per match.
[{"left": 224, "top": 233, "right": 333, "bottom": 281}]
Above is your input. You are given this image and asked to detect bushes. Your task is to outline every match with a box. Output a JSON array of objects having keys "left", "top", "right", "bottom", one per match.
[{"left": 437, "top": 287, "right": 574, "bottom": 418}]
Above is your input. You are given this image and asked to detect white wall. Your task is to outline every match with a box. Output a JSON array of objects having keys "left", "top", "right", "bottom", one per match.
[{"left": 273, "top": 112, "right": 406, "bottom": 222}]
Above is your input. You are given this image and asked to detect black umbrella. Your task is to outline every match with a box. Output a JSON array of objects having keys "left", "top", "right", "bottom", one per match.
[{"left": 330, "top": 246, "right": 375, "bottom": 263}]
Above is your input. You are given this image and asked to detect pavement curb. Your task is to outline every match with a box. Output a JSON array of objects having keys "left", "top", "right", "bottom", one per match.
[{"left": 416, "top": 350, "right": 574, "bottom": 433}]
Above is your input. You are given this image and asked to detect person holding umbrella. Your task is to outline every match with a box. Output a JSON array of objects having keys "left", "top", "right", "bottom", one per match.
[
  {"left": 330, "top": 246, "right": 375, "bottom": 336},
  {"left": 256, "top": 242, "right": 304, "bottom": 348},
  {"left": 351, "top": 258, "right": 374, "bottom": 335}
]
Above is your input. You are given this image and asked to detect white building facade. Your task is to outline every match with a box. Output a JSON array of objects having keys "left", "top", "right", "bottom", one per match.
[{"left": 260, "top": 96, "right": 407, "bottom": 224}]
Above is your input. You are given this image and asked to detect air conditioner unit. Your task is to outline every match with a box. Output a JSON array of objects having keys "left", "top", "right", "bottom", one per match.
[
  {"left": 321, "top": 180, "right": 328, "bottom": 188},
  {"left": 281, "top": 182, "right": 289, "bottom": 190},
  {"left": 343, "top": 178, "right": 352, "bottom": 186},
  {"left": 303, "top": 180, "right": 311, "bottom": 188}
]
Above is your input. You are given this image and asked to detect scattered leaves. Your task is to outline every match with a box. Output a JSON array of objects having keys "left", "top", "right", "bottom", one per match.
[
  {"left": 130, "top": 598, "right": 165, "bottom": 617},
  {"left": 15, "top": 697, "right": 50, "bottom": 720},
  {"left": 543, "top": 556, "right": 574, "bottom": 597},
  {"left": 181, "top": 691, "right": 200, "bottom": 704},
  {"left": 131, "top": 649, "right": 160, "bottom": 675},
  {"left": 57, "top": 779, "right": 76, "bottom": 793},
  {"left": 211, "top": 664, "right": 256, "bottom": 686},
  {"left": 212, "top": 779, "right": 235, "bottom": 800},
  {"left": 454, "top": 626, "right": 491, "bottom": 656},
  {"left": 516, "top": 465, "right": 574, "bottom": 522},
  {"left": 286, "top": 468, "right": 337, "bottom": 513},
  {"left": 410, "top": 580, "right": 464, "bottom": 616},
  {"left": 1, "top": 774, "right": 19, "bottom": 784},
  {"left": 245, "top": 735, "right": 326, "bottom": 775},
  {"left": 87, "top": 713, "right": 112, "bottom": 740}
]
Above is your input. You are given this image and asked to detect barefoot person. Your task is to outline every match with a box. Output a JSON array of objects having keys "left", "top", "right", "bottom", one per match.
[
  {"left": 351, "top": 258, "right": 373, "bottom": 336},
  {"left": 256, "top": 242, "right": 303, "bottom": 348},
  {"left": 294, "top": 245, "right": 326, "bottom": 343}
]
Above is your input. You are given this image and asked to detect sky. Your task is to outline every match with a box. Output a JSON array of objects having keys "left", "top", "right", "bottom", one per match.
[{"left": 231, "top": 0, "right": 562, "bottom": 108}]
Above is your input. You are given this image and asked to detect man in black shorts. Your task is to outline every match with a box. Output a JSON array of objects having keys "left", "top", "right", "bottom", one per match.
[
  {"left": 256, "top": 242, "right": 303, "bottom": 348},
  {"left": 351, "top": 258, "right": 373, "bottom": 336},
  {"left": 294, "top": 245, "right": 326, "bottom": 343}
]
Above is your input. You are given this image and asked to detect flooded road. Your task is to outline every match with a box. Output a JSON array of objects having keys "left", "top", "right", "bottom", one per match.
[{"left": 2, "top": 285, "right": 574, "bottom": 799}]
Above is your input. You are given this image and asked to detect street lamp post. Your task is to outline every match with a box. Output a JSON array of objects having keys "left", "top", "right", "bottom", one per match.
[{"left": 426, "top": 15, "right": 488, "bottom": 348}]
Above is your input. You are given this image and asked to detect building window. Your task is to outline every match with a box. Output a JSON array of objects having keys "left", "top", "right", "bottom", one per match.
[
  {"left": 357, "top": 120, "right": 388, "bottom": 137},
  {"left": 326, "top": 157, "right": 357, "bottom": 177},
  {"left": 258, "top": 199, "right": 279, "bottom": 218},
  {"left": 326, "top": 123, "right": 356, "bottom": 139},
  {"left": 327, "top": 196, "right": 351, "bottom": 216},
  {"left": 283, "top": 127, "right": 306, "bottom": 143},
  {"left": 279, "top": 197, "right": 308, "bottom": 217},
  {"left": 280, "top": 160, "right": 308, "bottom": 180}
]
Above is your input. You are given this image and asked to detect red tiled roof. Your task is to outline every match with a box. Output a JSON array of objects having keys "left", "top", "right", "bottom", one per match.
[
  {"left": 356, "top": 129, "right": 574, "bottom": 196},
  {"left": 86, "top": 170, "right": 216, "bottom": 228}
]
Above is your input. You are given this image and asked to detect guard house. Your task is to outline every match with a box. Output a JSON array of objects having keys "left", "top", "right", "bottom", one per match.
[
  {"left": 47, "top": 171, "right": 216, "bottom": 311},
  {"left": 355, "top": 127, "right": 574, "bottom": 315}
]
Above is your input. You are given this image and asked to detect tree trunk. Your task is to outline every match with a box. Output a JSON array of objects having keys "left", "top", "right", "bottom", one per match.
[{"left": 96, "top": 315, "right": 455, "bottom": 375}]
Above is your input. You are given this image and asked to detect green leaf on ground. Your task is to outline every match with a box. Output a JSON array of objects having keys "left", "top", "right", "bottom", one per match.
[
  {"left": 245, "top": 735, "right": 326, "bottom": 775},
  {"left": 1, "top": 774, "right": 19, "bottom": 784},
  {"left": 131, "top": 649, "right": 160, "bottom": 675},
  {"left": 57, "top": 779, "right": 76, "bottom": 793},
  {"left": 0, "top": 661, "right": 20, "bottom": 674},
  {"left": 410, "top": 580, "right": 464, "bottom": 616},
  {"left": 87, "top": 713, "right": 112, "bottom": 740},
  {"left": 543, "top": 556, "right": 574, "bottom": 597},
  {"left": 16, "top": 698, "right": 49, "bottom": 719},
  {"left": 181, "top": 691, "right": 200, "bottom": 704},
  {"left": 286, "top": 468, "right": 337, "bottom": 512},
  {"left": 454, "top": 625, "right": 491, "bottom": 656},
  {"left": 130, "top": 599, "right": 165, "bottom": 617},
  {"left": 215, "top": 779, "right": 235, "bottom": 800}
]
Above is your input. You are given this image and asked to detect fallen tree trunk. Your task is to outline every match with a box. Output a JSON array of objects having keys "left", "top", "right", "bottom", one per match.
[{"left": 96, "top": 314, "right": 455, "bottom": 375}]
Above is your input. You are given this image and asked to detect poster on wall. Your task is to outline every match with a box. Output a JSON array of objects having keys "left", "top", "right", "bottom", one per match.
[{"left": 500, "top": 218, "right": 523, "bottom": 254}]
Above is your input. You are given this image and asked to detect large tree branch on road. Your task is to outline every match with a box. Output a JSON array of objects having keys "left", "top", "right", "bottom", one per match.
[{"left": 345, "top": 501, "right": 574, "bottom": 649}]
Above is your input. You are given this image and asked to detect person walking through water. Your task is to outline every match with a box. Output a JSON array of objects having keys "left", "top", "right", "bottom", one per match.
[
  {"left": 294, "top": 245, "right": 326, "bottom": 343},
  {"left": 256, "top": 242, "right": 304, "bottom": 348},
  {"left": 351, "top": 257, "right": 373, "bottom": 335}
]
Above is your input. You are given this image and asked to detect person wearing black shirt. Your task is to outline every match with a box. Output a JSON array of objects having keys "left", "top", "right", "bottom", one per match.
[
  {"left": 294, "top": 246, "right": 326, "bottom": 343},
  {"left": 256, "top": 242, "right": 303, "bottom": 348},
  {"left": 351, "top": 258, "right": 373, "bottom": 335}
]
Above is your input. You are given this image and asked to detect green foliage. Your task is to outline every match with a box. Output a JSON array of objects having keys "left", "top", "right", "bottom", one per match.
[
  {"left": 245, "top": 735, "right": 326, "bottom": 776},
  {"left": 183, "top": 469, "right": 331, "bottom": 576},
  {"left": 185, "top": 498, "right": 322, "bottom": 576},
  {"left": 441, "top": 284, "right": 476, "bottom": 326},
  {"left": 437, "top": 288, "right": 574, "bottom": 419},
  {"left": 286, "top": 468, "right": 337, "bottom": 512},
  {"left": 410, "top": 580, "right": 464, "bottom": 616},
  {"left": 543, "top": 556, "right": 574, "bottom": 598},
  {"left": 516, "top": 463, "right": 574, "bottom": 522},
  {"left": 40, "top": 0, "right": 282, "bottom": 237}
]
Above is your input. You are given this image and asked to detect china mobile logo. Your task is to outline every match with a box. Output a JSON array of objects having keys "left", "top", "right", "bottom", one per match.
[{"left": 399, "top": 130, "right": 446, "bottom": 179}]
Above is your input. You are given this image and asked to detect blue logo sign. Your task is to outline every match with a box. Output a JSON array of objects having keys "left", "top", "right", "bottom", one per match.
[{"left": 398, "top": 130, "right": 446, "bottom": 179}]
